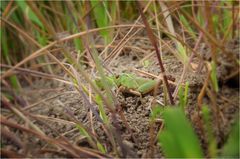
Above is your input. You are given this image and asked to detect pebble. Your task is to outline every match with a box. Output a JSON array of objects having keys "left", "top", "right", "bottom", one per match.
[
  {"left": 123, "top": 140, "right": 134, "bottom": 149},
  {"left": 137, "top": 150, "right": 142, "bottom": 156}
]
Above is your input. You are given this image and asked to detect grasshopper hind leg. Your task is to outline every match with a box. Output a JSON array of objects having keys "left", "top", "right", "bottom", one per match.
[
  {"left": 117, "top": 86, "right": 144, "bottom": 104},
  {"left": 127, "top": 89, "right": 145, "bottom": 104}
]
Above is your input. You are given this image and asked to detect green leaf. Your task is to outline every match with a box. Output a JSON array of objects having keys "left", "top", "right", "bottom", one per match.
[
  {"left": 1, "top": 28, "right": 20, "bottom": 90},
  {"left": 36, "top": 31, "right": 47, "bottom": 45},
  {"left": 197, "top": 10, "right": 204, "bottom": 27},
  {"left": 76, "top": 124, "right": 90, "bottom": 138},
  {"left": 9, "top": 76, "right": 20, "bottom": 90},
  {"left": 74, "top": 38, "right": 83, "bottom": 51},
  {"left": 95, "top": 95, "right": 108, "bottom": 124},
  {"left": 178, "top": 82, "right": 189, "bottom": 110},
  {"left": 150, "top": 105, "right": 164, "bottom": 121},
  {"left": 221, "top": 117, "right": 239, "bottom": 158},
  {"left": 184, "top": 81, "right": 189, "bottom": 107},
  {"left": 176, "top": 42, "right": 188, "bottom": 64},
  {"left": 210, "top": 61, "right": 219, "bottom": 92},
  {"left": 178, "top": 85, "right": 184, "bottom": 109},
  {"left": 179, "top": 15, "right": 196, "bottom": 39},
  {"left": 142, "top": 60, "right": 151, "bottom": 67},
  {"left": 1, "top": 28, "right": 10, "bottom": 64},
  {"left": 97, "top": 141, "right": 106, "bottom": 153},
  {"left": 158, "top": 107, "right": 203, "bottom": 158},
  {"left": 202, "top": 105, "right": 217, "bottom": 157},
  {"left": 212, "top": 14, "right": 219, "bottom": 36},
  {"left": 91, "top": 1, "right": 109, "bottom": 40},
  {"left": 16, "top": 1, "right": 43, "bottom": 28},
  {"left": 76, "top": 124, "right": 97, "bottom": 150}
]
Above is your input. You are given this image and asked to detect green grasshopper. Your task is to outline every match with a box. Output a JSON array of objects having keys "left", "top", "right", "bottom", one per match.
[{"left": 95, "top": 73, "right": 162, "bottom": 96}]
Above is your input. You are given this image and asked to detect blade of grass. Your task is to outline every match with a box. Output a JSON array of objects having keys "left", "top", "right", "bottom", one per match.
[
  {"left": 210, "top": 61, "right": 219, "bottom": 92},
  {"left": 178, "top": 81, "right": 189, "bottom": 110},
  {"left": 90, "top": 1, "right": 110, "bottom": 45},
  {"left": 16, "top": 0, "right": 43, "bottom": 28},
  {"left": 202, "top": 105, "right": 217, "bottom": 157},
  {"left": 0, "top": 28, "right": 20, "bottom": 90},
  {"left": 221, "top": 116, "right": 239, "bottom": 158},
  {"left": 179, "top": 14, "right": 197, "bottom": 39},
  {"left": 95, "top": 95, "right": 108, "bottom": 124},
  {"left": 158, "top": 107, "right": 204, "bottom": 158},
  {"left": 26, "top": 1, "right": 55, "bottom": 35}
]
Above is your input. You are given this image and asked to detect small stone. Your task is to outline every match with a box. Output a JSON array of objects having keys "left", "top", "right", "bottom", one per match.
[
  {"left": 123, "top": 140, "right": 134, "bottom": 149},
  {"left": 137, "top": 150, "right": 142, "bottom": 156}
]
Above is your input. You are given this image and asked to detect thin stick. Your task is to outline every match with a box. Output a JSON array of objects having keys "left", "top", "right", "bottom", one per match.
[{"left": 137, "top": 1, "right": 174, "bottom": 105}]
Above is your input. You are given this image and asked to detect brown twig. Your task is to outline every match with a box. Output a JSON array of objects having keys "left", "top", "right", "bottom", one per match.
[
  {"left": 1, "top": 149, "right": 26, "bottom": 158},
  {"left": 0, "top": 116, "right": 108, "bottom": 158},
  {"left": 136, "top": 1, "right": 174, "bottom": 105}
]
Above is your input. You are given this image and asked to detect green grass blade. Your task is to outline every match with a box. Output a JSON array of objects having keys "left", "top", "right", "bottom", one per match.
[
  {"left": 76, "top": 124, "right": 98, "bottom": 150},
  {"left": 91, "top": 1, "right": 109, "bottom": 43},
  {"left": 150, "top": 105, "right": 164, "bottom": 121},
  {"left": 36, "top": 31, "right": 47, "bottom": 46},
  {"left": 1, "top": 29, "right": 10, "bottom": 64},
  {"left": 202, "top": 105, "right": 217, "bottom": 157},
  {"left": 210, "top": 61, "right": 219, "bottom": 92},
  {"left": 176, "top": 42, "right": 189, "bottom": 64},
  {"left": 95, "top": 95, "right": 109, "bottom": 124},
  {"left": 74, "top": 38, "right": 83, "bottom": 52},
  {"left": 1, "top": 28, "right": 20, "bottom": 90},
  {"left": 197, "top": 9, "right": 204, "bottom": 27},
  {"left": 158, "top": 107, "right": 203, "bottom": 158},
  {"left": 179, "top": 14, "right": 197, "bottom": 39},
  {"left": 97, "top": 141, "right": 106, "bottom": 153},
  {"left": 183, "top": 81, "right": 189, "bottom": 107},
  {"left": 178, "top": 85, "right": 185, "bottom": 110},
  {"left": 16, "top": 0, "right": 43, "bottom": 28},
  {"left": 221, "top": 117, "right": 239, "bottom": 158}
]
